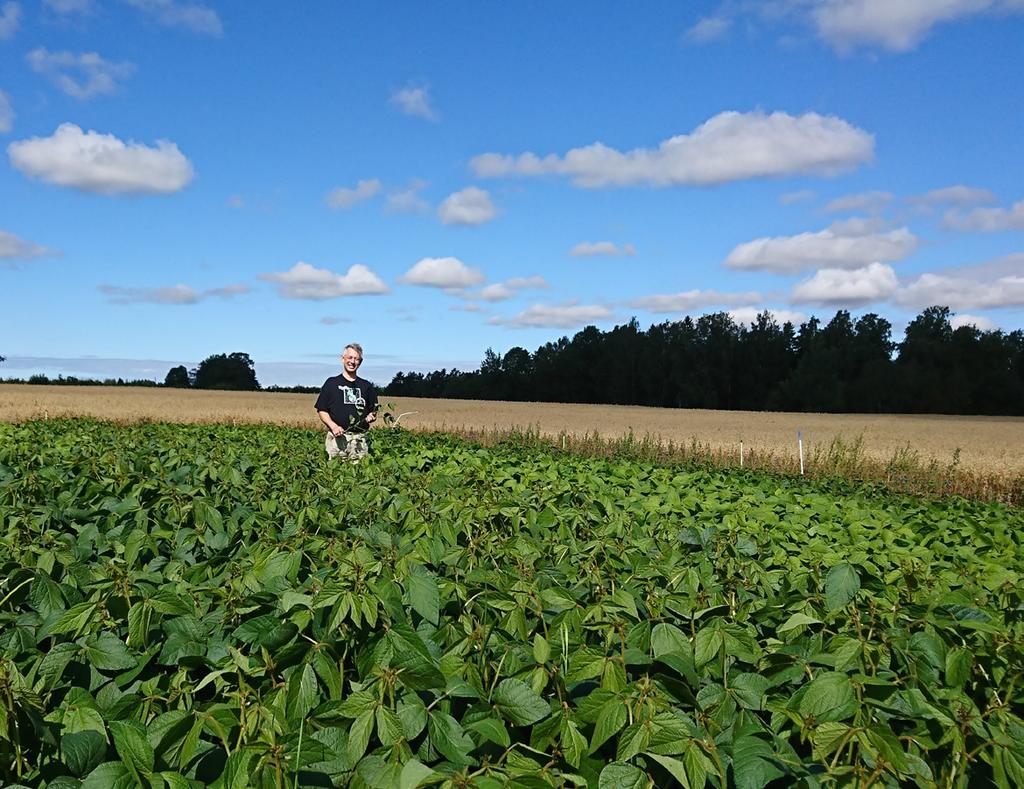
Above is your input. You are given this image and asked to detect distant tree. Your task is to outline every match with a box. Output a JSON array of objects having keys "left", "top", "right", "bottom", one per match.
[
  {"left": 164, "top": 365, "right": 191, "bottom": 388},
  {"left": 193, "top": 352, "right": 259, "bottom": 391}
]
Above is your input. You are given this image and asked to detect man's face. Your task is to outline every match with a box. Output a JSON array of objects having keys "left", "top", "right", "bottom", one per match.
[{"left": 342, "top": 350, "right": 362, "bottom": 376}]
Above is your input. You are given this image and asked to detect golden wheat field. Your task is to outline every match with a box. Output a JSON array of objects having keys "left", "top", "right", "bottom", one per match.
[{"left": 3, "top": 383, "right": 1023, "bottom": 474}]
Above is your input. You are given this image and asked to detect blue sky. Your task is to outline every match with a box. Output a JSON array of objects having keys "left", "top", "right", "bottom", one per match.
[{"left": 2, "top": 1, "right": 1023, "bottom": 387}]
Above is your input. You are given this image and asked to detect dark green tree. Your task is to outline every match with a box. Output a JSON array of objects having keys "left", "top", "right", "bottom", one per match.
[
  {"left": 193, "top": 352, "right": 259, "bottom": 391},
  {"left": 163, "top": 365, "right": 191, "bottom": 388}
]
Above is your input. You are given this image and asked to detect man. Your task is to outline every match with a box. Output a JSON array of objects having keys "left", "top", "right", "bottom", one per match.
[{"left": 315, "top": 343, "right": 378, "bottom": 461}]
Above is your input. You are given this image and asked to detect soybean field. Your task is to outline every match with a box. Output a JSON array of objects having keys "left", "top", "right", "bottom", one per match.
[{"left": 1, "top": 419, "right": 1022, "bottom": 788}]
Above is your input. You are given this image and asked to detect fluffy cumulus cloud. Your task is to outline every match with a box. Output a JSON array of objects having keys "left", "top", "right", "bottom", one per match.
[
  {"left": 811, "top": 0, "right": 1021, "bottom": 53},
  {"left": 1, "top": 229, "right": 60, "bottom": 263},
  {"left": 99, "top": 282, "right": 250, "bottom": 305},
  {"left": 728, "top": 307, "right": 808, "bottom": 326},
  {"left": 912, "top": 185, "right": 997, "bottom": 206},
  {"left": 0, "top": 91, "right": 13, "bottom": 134},
  {"left": 390, "top": 84, "right": 438, "bottom": 121},
  {"left": 490, "top": 301, "right": 614, "bottom": 329},
  {"left": 779, "top": 189, "right": 816, "bottom": 205},
  {"left": 0, "top": 1, "right": 20, "bottom": 39},
  {"left": 124, "top": 0, "right": 222, "bottom": 36},
  {"left": 437, "top": 187, "right": 497, "bottom": 226},
  {"left": 825, "top": 190, "right": 893, "bottom": 214},
  {"left": 569, "top": 241, "right": 636, "bottom": 257},
  {"left": 27, "top": 48, "right": 134, "bottom": 100},
  {"left": 791, "top": 262, "right": 899, "bottom": 306},
  {"left": 684, "top": 15, "right": 732, "bottom": 43},
  {"left": 325, "top": 178, "right": 381, "bottom": 210},
  {"left": 7, "top": 123, "right": 194, "bottom": 195},
  {"left": 950, "top": 313, "right": 997, "bottom": 331},
  {"left": 725, "top": 219, "right": 918, "bottom": 273},
  {"left": 943, "top": 199, "right": 1024, "bottom": 232},
  {"left": 385, "top": 179, "right": 429, "bottom": 214},
  {"left": 896, "top": 267, "right": 1024, "bottom": 310},
  {"left": 452, "top": 275, "right": 548, "bottom": 303},
  {"left": 470, "top": 110, "right": 874, "bottom": 188},
  {"left": 629, "top": 289, "right": 762, "bottom": 313},
  {"left": 259, "top": 262, "right": 389, "bottom": 300},
  {"left": 398, "top": 256, "right": 485, "bottom": 289}
]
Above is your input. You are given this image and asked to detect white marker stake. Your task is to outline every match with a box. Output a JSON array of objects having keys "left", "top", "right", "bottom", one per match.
[
  {"left": 797, "top": 429, "right": 804, "bottom": 475},
  {"left": 740, "top": 441, "right": 744, "bottom": 468}
]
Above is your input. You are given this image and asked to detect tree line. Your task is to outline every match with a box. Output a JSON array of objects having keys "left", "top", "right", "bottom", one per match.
[{"left": 384, "top": 306, "right": 1024, "bottom": 416}]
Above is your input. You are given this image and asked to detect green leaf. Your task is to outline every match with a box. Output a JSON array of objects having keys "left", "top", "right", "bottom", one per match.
[
  {"left": 812, "top": 721, "right": 850, "bottom": 759},
  {"left": 731, "top": 736, "right": 784, "bottom": 789},
  {"left": 285, "top": 663, "right": 319, "bottom": 723},
  {"left": 616, "top": 722, "right": 652, "bottom": 761},
  {"left": 426, "top": 711, "right": 476, "bottom": 766},
  {"left": 651, "top": 623, "right": 689, "bottom": 658},
  {"left": 824, "top": 564, "right": 860, "bottom": 611},
  {"left": 61, "top": 730, "right": 107, "bottom": 778},
  {"left": 109, "top": 720, "right": 154, "bottom": 779},
  {"left": 399, "top": 758, "right": 437, "bottom": 789},
  {"left": 945, "top": 647, "right": 972, "bottom": 688},
  {"left": 694, "top": 625, "right": 722, "bottom": 669},
  {"left": 406, "top": 564, "right": 440, "bottom": 625},
  {"left": 561, "top": 718, "right": 589, "bottom": 768},
  {"left": 81, "top": 761, "right": 136, "bottom": 789},
  {"left": 798, "top": 671, "right": 857, "bottom": 722},
  {"left": 376, "top": 705, "right": 404, "bottom": 747},
  {"left": 646, "top": 753, "right": 691, "bottom": 788},
  {"left": 729, "top": 673, "right": 769, "bottom": 710},
  {"left": 492, "top": 678, "right": 551, "bottom": 726},
  {"left": 347, "top": 709, "right": 375, "bottom": 765},
  {"left": 777, "top": 612, "right": 822, "bottom": 633},
  {"left": 533, "top": 633, "right": 551, "bottom": 664},
  {"left": 85, "top": 633, "right": 137, "bottom": 671},
  {"left": 598, "top": 761, "right": 649, "bottom": 789},
  {"left": 465, "top": 716, "right": 510, "bottom": 748},
  {"left": 590, "top": 699, "right": 628, "bottom": 754}
]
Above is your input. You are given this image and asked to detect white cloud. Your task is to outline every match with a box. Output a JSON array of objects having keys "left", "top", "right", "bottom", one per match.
[
  {"left": 1, "top": 229, "right": 60, "bottom": 263},
  {"left": 728, "top": 307, "right": 808, "bottom": 326},
  {"left": 385, "top": 179, "right": 429, "bottom": 214},
  {"left": 320, "top": 316, "right": 352, "bottom": 325},
  {"left": 811, "top": 0, "right": 1016, "bottom": 53},
  {"left": 99, "top": 283, "right": 250, "bottom": 305},
  {"left": 450, "top": 275, "right": 548, "bottom": 302},
  {"left": 27, "top": 48, "right": 134, "bottom": 100},
  {"left": 629, "top": 289, "right": 763, "bottom": 313},
  {"left": 490, "top": 301, "right": 614, "bottom": 329},
  {"left": 124, "top": 0, "right": 222, "bottom": 36},
  {"left": 506, "top": 275, "right": 548, "bottom": 289},
  {"left": 398, "top": 256, "right": 485, "bottom": 288},
  {"left": 325, "top": 178, "right": 381, "bottom": 210},
  {"left": 725, "top": 220, "right": 918, "bottom": 273},
  {"left": 684, "top": 15, "right": 732, "bottom": 43},
  {"left": 780, "top": 189, "right": 816, "bottom": 205},
  {"left": 0, "top": 2, "right": 20, "bottom": 39},
  {"left": 0, "top": 91, "right": 13, "bottom": 134},
  {"left": 8, "top": 123, "right": 194, "bottom": 195},
  {"left": 226, "top": 194, "right": 244, "bottom": 209},
  {"left": 390, "top": 83, "right": 438, "bottom": 121},
  {"left": 943, "top": 199, "right": 1024, "bottom": 232},
  {"left": 950, "top": 313, "right": 997, "bottom": 331},
  {"left": 912, "top": 185, "right": 997, "bottom": 205},
  {"left": 437, "top": 186, "right": 497, "bottom": 226},
  {"left": 896, "top": 270, "right": 1024, "bottom": 310},
  {"left": 791, "top": 262, "right": 899, "bottom": 305},
  {"left": 450, "top": 303, "right": 486, "bottom": 313},
  {"left": 259, "top": 262, "right": 389, "bottom": 300},
  {"left": 569, "top": 241, "right": 637, "bottom": 257},
  {"left": 470, "top": 110, "right": 874, "bottom": 188},
  {"left": 476, "top": 283, "right": 514, "bottom": 302},
  {"left": 824, "top": 190, "right": 893, "bottom": 214}
]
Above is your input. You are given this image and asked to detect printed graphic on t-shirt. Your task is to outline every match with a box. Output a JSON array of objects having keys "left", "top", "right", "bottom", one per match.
[{"left": 340, "top": 385, "right": 365, "bottom": 407}]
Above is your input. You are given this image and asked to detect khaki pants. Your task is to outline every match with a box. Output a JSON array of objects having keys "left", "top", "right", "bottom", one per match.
[{"left": 325, "top": 432, "right": 369, "bottom": 462}]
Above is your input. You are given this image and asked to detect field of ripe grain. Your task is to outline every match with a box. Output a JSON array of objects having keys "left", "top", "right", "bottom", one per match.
[{"left": 3, "top": 383, "right": 1023, "bottom": 474}]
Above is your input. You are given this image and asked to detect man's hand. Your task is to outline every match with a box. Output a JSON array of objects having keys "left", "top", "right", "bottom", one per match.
[
  {"left": 366, "top": 412, "right": 377, "bottom": 424},
  {"left": 329, "top": 424, "right": 343, "bottom": 437}
]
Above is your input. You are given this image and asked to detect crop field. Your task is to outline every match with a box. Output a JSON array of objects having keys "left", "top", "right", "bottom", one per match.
[
  {"left": 3, "top": 384, "right": 1024, "bottom": 474},
  {"left": 1, "top": 418, "right": 1022, "bottom": 788}
]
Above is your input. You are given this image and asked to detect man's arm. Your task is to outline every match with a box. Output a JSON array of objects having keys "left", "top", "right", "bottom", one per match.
[{"left": 318, "top": 410, "right": 343, "bottom": 436}]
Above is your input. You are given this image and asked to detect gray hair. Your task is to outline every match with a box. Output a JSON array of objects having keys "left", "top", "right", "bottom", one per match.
[{"left": 344, "top": 343, "right": 364, "bottom": 359}]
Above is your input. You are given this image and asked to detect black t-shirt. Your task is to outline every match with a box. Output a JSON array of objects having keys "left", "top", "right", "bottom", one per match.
[{"left": 314, "top": 374, "right": 378, "bottom": 432}]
